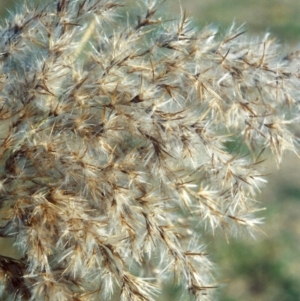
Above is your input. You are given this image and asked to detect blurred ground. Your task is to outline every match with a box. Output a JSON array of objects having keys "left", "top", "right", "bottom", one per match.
[
  {"left": 179, "top": 0, "right": 300, "bottom": 45},
  {"left": 0, "top": 1, "right": 300, "bottom": 301}
]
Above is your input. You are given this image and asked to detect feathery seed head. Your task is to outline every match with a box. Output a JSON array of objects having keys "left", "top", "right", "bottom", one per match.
[{"left": 0, "top": 0, "right": 299, "bottom": 300}]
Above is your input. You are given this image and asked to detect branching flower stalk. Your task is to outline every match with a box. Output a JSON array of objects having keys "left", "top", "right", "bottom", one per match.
[{"left": 0, "top": 0, "right": 299, "bottom": 300}]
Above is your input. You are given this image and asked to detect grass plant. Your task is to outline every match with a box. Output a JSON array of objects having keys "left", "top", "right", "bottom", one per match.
[{"left": 0, "top": 1, "right": 299, "bottom": 300}]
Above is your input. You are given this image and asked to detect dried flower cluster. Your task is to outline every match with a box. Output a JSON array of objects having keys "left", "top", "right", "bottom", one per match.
[{"left": 0, "top": 0, "right": 299, "bottom": 300}]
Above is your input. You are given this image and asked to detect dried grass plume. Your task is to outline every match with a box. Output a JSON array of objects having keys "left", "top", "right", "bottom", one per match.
[{"left": 0, "top": 0, "right": 299, "bottom": 300}]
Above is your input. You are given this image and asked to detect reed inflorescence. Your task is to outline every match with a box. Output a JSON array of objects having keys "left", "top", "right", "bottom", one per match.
[{"left": 0, "top": 0, "right": 299, "bottom": 300}]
